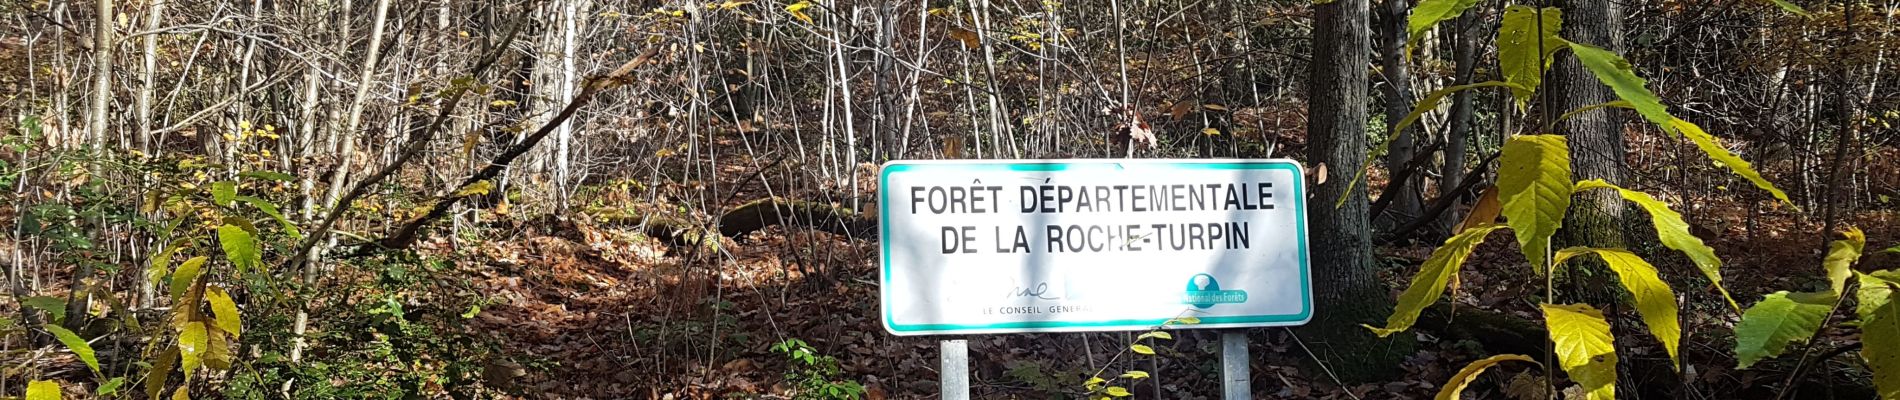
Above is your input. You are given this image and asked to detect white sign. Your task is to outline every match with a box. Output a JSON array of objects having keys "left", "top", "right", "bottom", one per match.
[{"left": 878, "top": 159, "right": 1311, "bottom": 335}]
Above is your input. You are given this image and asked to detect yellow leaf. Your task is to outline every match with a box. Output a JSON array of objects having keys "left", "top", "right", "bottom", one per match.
[
  {"left": 1105, "top": 386, "right": 1132, "bottom": 397},
  {"left": 1365, "top": 224, "right": 1509, "bottom": 336},
  {"left": 1129, "top": 344, "right": 1154, "bottom": 355},
  {"left": 1201, "top": 103, "right": 1228, "bottom": 111},
  {"left": 785, "top": 0, "right": 815, "bottom": 24},
  {"left": 1669, "top": 118, "right": 1795, "bottom": 209},
  {"left": 1201, "top": 127, "right": 1221, "bottom": 136},
  {"left": 206, "top": 286, "right": 242, "bottom": 337},
  {"left": 1436, "top": 354, "right": 1539, "bottom": 400},
  {"left": 1498, "top": 6, "right": 1563, "bottom": 107},
  {"left": 1575, "top": 179, "right": 1736, "bottom": 311},
  {"left": 1137, "top": 331, "right": 1173, "bottom": 341},
  {"left": 170, "top": 256, "right": 207, "bottom": 301},
  {"left": 25, "top": 380, "right": 60, "bottom": 400},
  {"left": 172, "top": 386, "right": 189, "bottom": 400},
  {"left": 179, "top": 322, "right": 209, "bottom": 379},
  {"left": 1543, "top": 303, "right": 1616, "bottom": 400},
  {"left": 1557, "top": 248, "right": 1681, "bottom": 369},
  {"left": 1824, "top": 227, "right": 1865, "bottom": 295},
  {"left": 1498, "top": 135, "right": 1571, "bottom": 270},
  {"left": 455, "top": 180, "right": 495, "bottom": 197},
  {"left": 1860, "top": 296, "right": 1900, "bottom": 399}
]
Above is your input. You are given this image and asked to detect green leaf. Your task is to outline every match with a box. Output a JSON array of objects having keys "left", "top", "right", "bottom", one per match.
[
  {"left": 1498, "top": 135, "right": 1572, "bottom": 270},
  {"left": 1556, "top": 100, "right": 1635, "bottom": 126},
  {"left": 1543, "top": 303, "right": 1616, "bottom": 400},
  {"left": 1766, "top": 0, "right": 1809, "bottom": 16},
  {"left": 218, "top": 224, "right": 259, "bottom": 275},
  {"left": 1137, "top": 331, "right": 1173, "bottom": 341},
  {"left": 1498, "top": 5, "right": 1564, "bottom": 107},
  {"left": 1861, "top": 297, "right": 1900, "bottom": 400},
  {"left": 1365, "top": 224, "right": 1509, "bottom": 336},
  {"left": 1734, "top": 291, "right": 1836, "bottom": 369},
  {"left": 1169, "top": 316, "right": 1201, "bottom": 325},
  {"left": 171, "top": 386, "right": 188, "bottom": 400},
  {"left": 97, "top": 377, "right": 125, "bottom": 397},
  {"left": 205, "top": 285, "right": 242, "bottom": 337},
  {"left": 1575, "top": 179, "right": 1736, "bottom": 311},
  {"left": 26, "top": 380, "right": 60, "bottom": 400},
  {"left": 210, "top": 181, "right": 236, "bottom": 207},
  {"left": 1119, "top": 370, "right": 1151, "bottom": 379},
  {"left": 236, "top": 195, "right": 302, "bottom": 240},
  {"left": 1859, "top": 270, "right": 1900, "bottom": 321},
  {"left": 1105, "top": 386, "right": 1132, "bottom": 397},
  {"left": 1566, "top": 41, "right": 1672, "bottom": 127},
  {"left": 179, "top": 322, "right": 208, "bottom": 379},
  {"left": 1129, "top": 344, "right": 1155, "bottom": 355},
  {"left": 170, "top": 256, "right": 207, "bottom": 301},
  {"left": 238, "top": 170, "right": 294, "bottom": 182},
  {"left": 1558, "top": 248, "right": 1681, "bottom": 369},
  {"left": 1084, "top": 376, "right": 1106, "bottom": 391},
  {"left": 1406, "top": 0, "right": 1480, "bottom": 59},
  {"left": 23, "top": 296, "right": 67, "bottom": 323},
  {"left": 1342, "top": 81, "right": 1523, "bottom": 208},
  {"left": 1436, "top": 354, "right": 1539, "bottom": 400},
  {"left": 1669, "top": 118, "right": 1795, "bottom": 208},
  {"left": 147, "top": 240, "right": 182, "bottom": 285},
  {"left": 42, "top": 324, "right": 99, "bottom": 374},
  {"left": 1824, "top": 227, "right": 1865, "bottom": 295}
]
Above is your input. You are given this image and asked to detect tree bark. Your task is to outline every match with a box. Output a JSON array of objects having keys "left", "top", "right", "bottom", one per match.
[
  {"left": 1438, "top": 12, "right": 1479, "bottom": 237},
  {"left": 89, "top": 0, "right": 113, "bottom": 149},
  {"left": 1549, "top": 0, "right": 1627, "bottom": 304},
  {"left": 1376, "top": 0, "right": 1424, "bottom": 233},
  {"left": 1298, "top": 0, "right": 1412, "bottom": 383},
  {"left": 296, "top": 0, "right": 393, "bottom": 364}
]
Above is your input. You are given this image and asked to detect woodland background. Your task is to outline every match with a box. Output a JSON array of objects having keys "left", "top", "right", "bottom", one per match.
[{"left": 1, "top": 0, "right": 1898, "bottom": 398}]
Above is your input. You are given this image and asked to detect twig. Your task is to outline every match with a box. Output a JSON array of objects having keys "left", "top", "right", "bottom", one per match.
[
  {"left": 354, "top": 47, "right": 663, "bottom": 255},
  {"left": 281, "top": 14, "right": 527, "bottom": 272},
  {"left": 1283, "top": 327, "right": 1362, "bottom": 400}
]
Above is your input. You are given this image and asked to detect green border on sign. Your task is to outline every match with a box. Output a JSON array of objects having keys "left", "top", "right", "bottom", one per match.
[{"left": 877, "top": 159, "right": 1312, "bottom": 335}]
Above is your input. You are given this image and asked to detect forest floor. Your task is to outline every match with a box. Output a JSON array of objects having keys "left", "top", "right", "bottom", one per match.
[
  {"left": 439, "top": 208, "right": 1900, "bottom": 399},
  {"left": 421, "top": 139, "right": 1900, "bottom": 399}
]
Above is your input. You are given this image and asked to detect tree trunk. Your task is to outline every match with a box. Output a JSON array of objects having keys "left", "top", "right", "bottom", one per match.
[
  {"left": 89, "top": 0, "right": 113, "bottom": 150},
  {"left": 553, "top": 0, "right": 582, "bottom": 213},
  {"left": 1298, "top": 0, "right": 1411, "bottom": 383},
  {"left": 1376, "top": 0, "right": 1423, "bottom": 233},
  {"left": 297, "top": 0, "right": 393, "bottom": 364},
  {"left": 1549, "top": 0, "right": 1627, "bottom": 303},
  {"left": 1439, "top": 12, "right": 1479, "bottom": 237}
]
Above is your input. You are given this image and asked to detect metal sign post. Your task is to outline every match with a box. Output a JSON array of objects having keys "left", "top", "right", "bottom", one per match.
[
  {"left": 1221, "top": 331, "right": 1251, "bottom": 399},
  {"left": 940, "top": 339, "right": 970, "bottom": 400}
]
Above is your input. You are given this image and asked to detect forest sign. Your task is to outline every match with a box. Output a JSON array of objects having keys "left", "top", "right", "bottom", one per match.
[{"left": 878, "top": 159, "right": 1312, "bottom": 335}]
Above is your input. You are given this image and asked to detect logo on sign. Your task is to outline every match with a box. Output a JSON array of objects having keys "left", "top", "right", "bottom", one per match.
[{"left": 1181, "top": 273, "right": 1248, "bottom": 309}]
